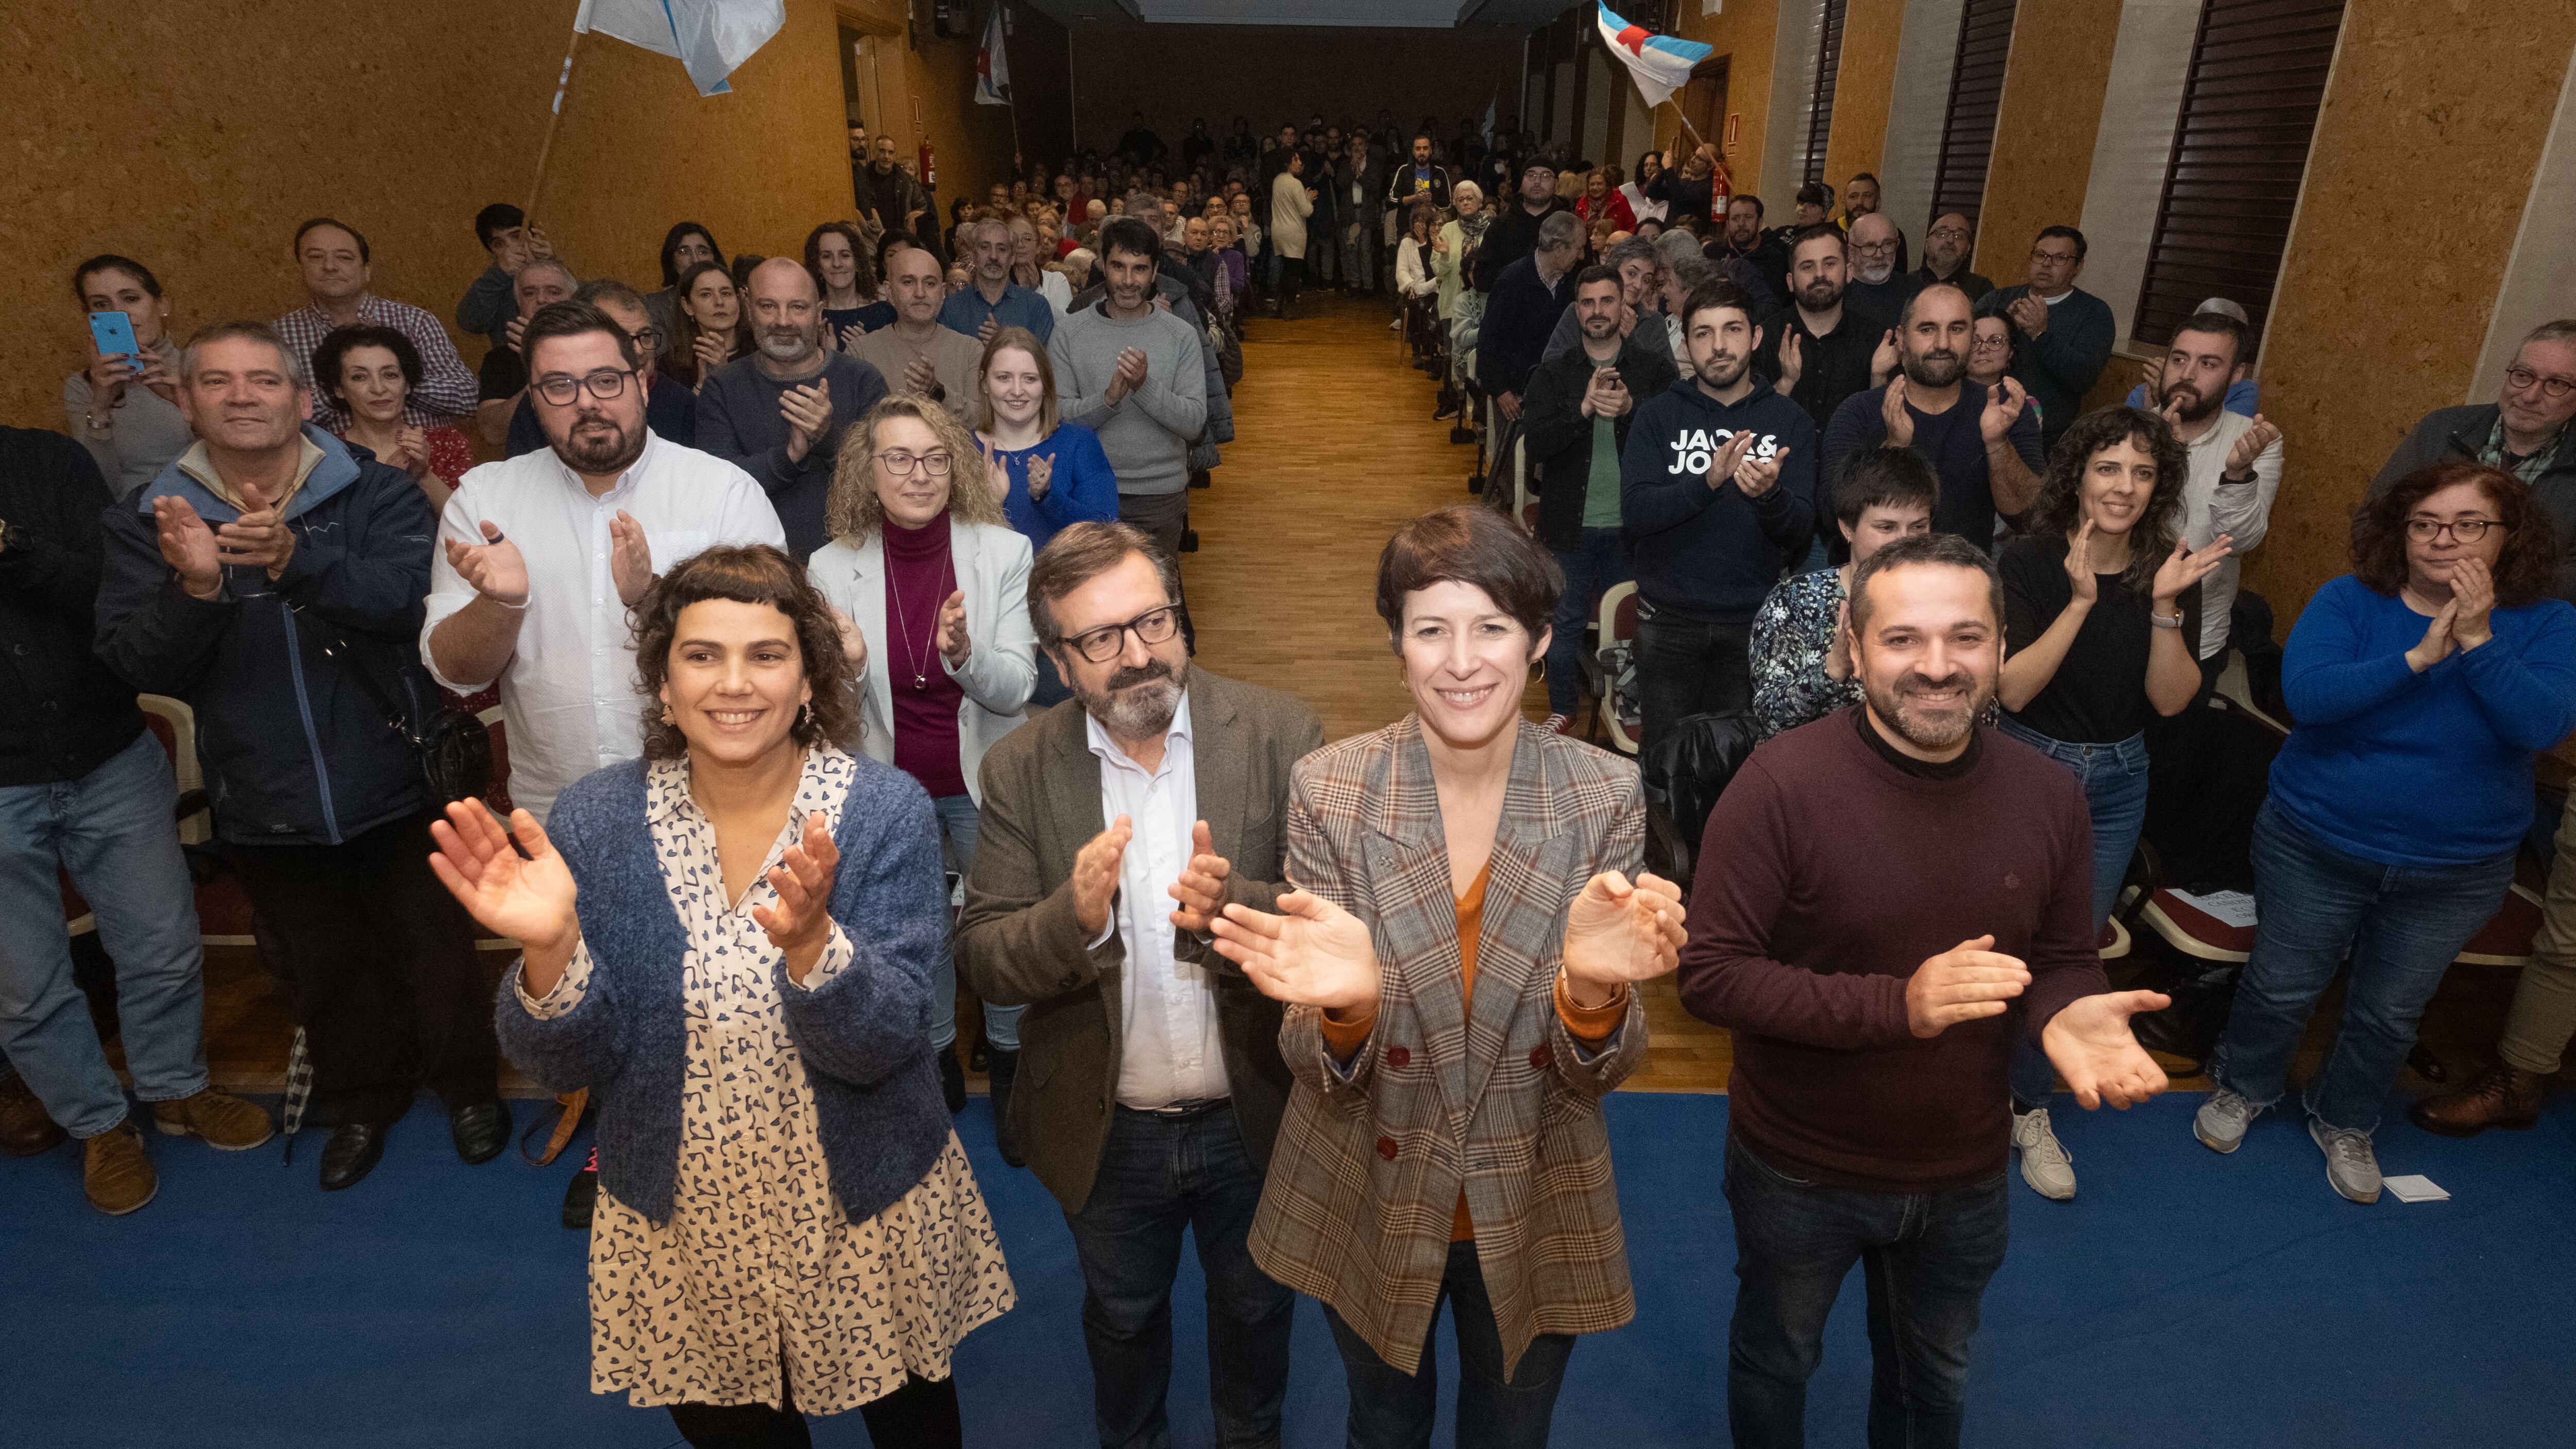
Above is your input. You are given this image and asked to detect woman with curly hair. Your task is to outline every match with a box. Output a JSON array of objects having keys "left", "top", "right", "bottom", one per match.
[
  {"left": 2197, "top": 462, "right": 2576, "bottom": 1202},
  {"left": 806, "top": 220, "right": 890, "bottom": 351},
  {"left": 806, "top": 397, "right": 1038, "bottom": 1151},
  {"left": 1993, "top": 406, "right": 2232, "bottom": 1199},
  {"left": 433, "top": 542, "right": 1013, "bottom": 1448}
]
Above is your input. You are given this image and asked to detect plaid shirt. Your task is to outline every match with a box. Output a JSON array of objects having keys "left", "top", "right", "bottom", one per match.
[
  {"left": 2479, "top": 414, "right": 2569, "bottom": 485},
  {"left": 273, "top": 294, "right": 477, "bottom": 428}
]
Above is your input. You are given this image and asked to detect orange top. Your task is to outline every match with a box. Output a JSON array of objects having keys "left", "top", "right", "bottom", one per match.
[{"left": 1321, "top": 863, "right": 1629, "bottom": 1241}]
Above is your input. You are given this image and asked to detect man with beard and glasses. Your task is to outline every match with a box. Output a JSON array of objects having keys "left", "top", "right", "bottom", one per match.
[
  {"left": 1843, "top": 213, "right": 1920, "bottom": 324},
  {"left": 1911, "top": 212, "right": 1993, "bottom": 306},
  {"left": 1821, "top": 282, "right": 2044, "bottom": 547},
  {"left": 957, "top": 522, "right": 1319, "bottom": 1449},
  {"left": 1757, "top": 226, "right": 1899, "bottom": 442},
  {"left": 1622, "top": 277, "right": 1820, "bottom": 752},
  {"left": 2144, "top": 311, "right": 2282, "bottom": 677},
  {"left": 696, "top": 257, "right": 889, "bottom": 562},
  {"left": 423, "top": 300, "right": 784, "bottom": 827},
  {"left": 1990, "top": 226, "right": 2115, "bottom": 453},
  {"left": 1679, "top": 531, "right": 2171, "bottom": 1449},
  {"left": 1837, "top": 173, "right": 1908, "bottom": 274}
]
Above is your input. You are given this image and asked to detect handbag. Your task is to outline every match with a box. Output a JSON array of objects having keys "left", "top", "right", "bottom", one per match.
[{"left": 286, "top": 604, "right": 493, "bottom": 806}]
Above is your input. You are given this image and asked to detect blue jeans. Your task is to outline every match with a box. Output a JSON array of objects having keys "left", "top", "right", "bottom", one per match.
[
  {"left": 2211, "top": 801, "right": 2517, "bottom": 1132},
  {"left": 1064, "top": 1103, "right": 1293, "bottom": 1449},
  {"left": 1723, "top": 1134, "right": 2010, "bottom": 1449},
  {"left": 1546, "top": 528, "right": 1633, "bottom": 718},
  {"left": 1994, "top": 717, "right": 2150, "bottom": 1105},
  {"left": 928, "top": 794, "right": 1021, "bottom": 1052},
  {"left": 0, "top": 732, "right": 208, "bottom": 1138},
  {"left": 1324, "top": 1238, "right": 1575, "bottom": 1449}
]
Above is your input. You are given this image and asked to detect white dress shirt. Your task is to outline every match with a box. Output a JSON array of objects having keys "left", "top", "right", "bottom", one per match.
[
  {"left": 420, "top": 430, "right": 785, "bottom": 821},
  {"left": 1087, "top": 695, "right": 1232, "bottom": 1108},
  {"left": 2177, "top": 410, "right": 2284, "bottom": 661}
]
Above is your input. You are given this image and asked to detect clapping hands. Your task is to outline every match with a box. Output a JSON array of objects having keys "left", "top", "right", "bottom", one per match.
[
  {"left": 1560, "top": 870, "right": 1688, "bottom": 1003},
  {"left": 750, "top": 810, "right": 842, "bottom": 984}
]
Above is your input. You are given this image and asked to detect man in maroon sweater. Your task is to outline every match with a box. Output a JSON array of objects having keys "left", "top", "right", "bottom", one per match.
[{"left": 1679, "top": 533, "right": 2168, "bottom": 1448}]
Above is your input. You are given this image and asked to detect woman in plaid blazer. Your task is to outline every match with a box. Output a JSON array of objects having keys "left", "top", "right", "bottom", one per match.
[{"left": 1211, "top": 507, "right": 1688, "bottom": 1449}]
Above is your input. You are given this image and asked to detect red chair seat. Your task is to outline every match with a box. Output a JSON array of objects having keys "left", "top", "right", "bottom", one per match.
[
  {"left": 2456, "top": 884, "right": 2543, "bottom": 966},
  {"left": 2141, "top": 888, "right": 2258, "bottom": 962}
]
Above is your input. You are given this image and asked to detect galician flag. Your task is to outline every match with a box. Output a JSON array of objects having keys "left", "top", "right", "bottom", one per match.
[
  {"left": 976, "top": 4, "right": 1011, "bottom": 107},
  {"left": 574, "top": 0, "right": 784, "bottom": 97},
  {"left": 1597, "top": 5, "right": 1714, "bottom": 110}
]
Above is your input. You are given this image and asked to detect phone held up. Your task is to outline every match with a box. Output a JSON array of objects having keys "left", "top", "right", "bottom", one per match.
[{"left": 88, "top": 310, "right": 140, "bottom": 361}]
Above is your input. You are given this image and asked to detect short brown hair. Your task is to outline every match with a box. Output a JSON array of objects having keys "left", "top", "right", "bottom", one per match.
[
  {"left": 1027, "top": 521, "right": 1180, "bottom": 647},
  {"left": 972, "top": 327, "right": 1059, "bottom": 434},
  {"left": 2352, "top": 462, "right": 2560, "bottom": 608},
  {"left": 631, "top": 544, "right": 858, "bottom": 762},
  {"left": 1373, "top": 506, "right": 1563, "bottom": 649}
]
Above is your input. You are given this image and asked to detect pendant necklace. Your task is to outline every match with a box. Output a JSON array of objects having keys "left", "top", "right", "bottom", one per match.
[{"left": 888, "top": 552, "right": 954, "bottom": 694}]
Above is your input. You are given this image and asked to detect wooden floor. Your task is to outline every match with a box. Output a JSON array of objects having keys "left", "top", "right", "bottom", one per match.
[{"left": 184, "top": 292, "right": 2533, "bottom": 1099}]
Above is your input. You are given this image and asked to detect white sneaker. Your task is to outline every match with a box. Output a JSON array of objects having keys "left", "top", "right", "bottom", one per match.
[
  {"left": 2012, "top": 1107, "right": 2077, "bottom": 1200},
  {"left": 1387, "top": 316, "right": 1402, "bottom": 330},
  {"left": 2309, "top": 1118, "right": 2382, "bottom": 1204}
]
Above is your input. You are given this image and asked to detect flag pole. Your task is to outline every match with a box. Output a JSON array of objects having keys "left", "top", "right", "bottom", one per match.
[{"left": 524, "top": 25, "right": 588, "bottom": 222}]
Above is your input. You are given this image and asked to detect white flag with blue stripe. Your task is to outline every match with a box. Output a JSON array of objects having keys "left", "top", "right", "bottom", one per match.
[{"left": 575, "top": 0, "right": 784, "bottom": 97}]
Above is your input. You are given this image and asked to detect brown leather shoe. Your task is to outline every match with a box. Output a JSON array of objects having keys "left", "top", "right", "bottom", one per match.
[
  {"left": 1, "top": 1074, "right": 66, "bottom": 1157},
  {"left": 151, "top": 1089, "right": 277, "bottom": 1150},
  {"left": 2410, "top": 1062, "right": 2545, "bottom": 1137},
  {"left": 83, "top": 1120, "right": 159, "bottom": 1216}
]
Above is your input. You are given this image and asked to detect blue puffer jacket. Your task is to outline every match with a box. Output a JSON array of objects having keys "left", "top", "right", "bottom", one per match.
[{"left": 95, "top": 426, "right": 437, "bottom": 846}]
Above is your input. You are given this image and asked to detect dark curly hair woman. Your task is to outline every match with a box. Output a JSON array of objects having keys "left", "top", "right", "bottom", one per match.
[
  {"left": 1991, "top": 405, "right": 2233, "bottom": 1200},
  {"left": 2201, "top": 460, "right": 2576, "bottom": 1201},
  {"left": 429, "top": 543, "right": 1014, "bottom": 1449}
]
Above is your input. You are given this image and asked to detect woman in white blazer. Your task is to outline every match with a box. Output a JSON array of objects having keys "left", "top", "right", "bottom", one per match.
[
  {"left": 1269, "top": 151, "right": 1317, "bottom": 318},
  {"left": 809, "top": 395, "right": 1037, "bottom": 1152}
]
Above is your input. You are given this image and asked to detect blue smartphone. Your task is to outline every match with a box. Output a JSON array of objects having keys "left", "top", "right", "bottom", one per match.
[{"left": 88, "top": 310, "right": 139, "bottom": 359}]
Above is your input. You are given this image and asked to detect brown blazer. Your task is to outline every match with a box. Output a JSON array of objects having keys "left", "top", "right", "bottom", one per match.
[
  {"left": 956, "top": 665, "right": 1324, "bottom": 1213},
  {"left": 1248, "top": 716, "right": 1649, "bottom": 1379}
]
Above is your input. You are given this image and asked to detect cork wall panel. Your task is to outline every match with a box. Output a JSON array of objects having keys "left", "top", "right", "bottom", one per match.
[
  {"left": 1667, "top": 1, "right": 1780, "bottom": 196},
  {"left": 2, "top": 0, "right": 992, "bottom": 431},
  {"left": 1969, "top": 0, "right": 2121, "bottom": 281},
  {"left": 1821, "top": 0, "right": 1911, "bottom": 188},
  {"left": 2241, "top": 0, "right": 2576, "bottom": 625}
]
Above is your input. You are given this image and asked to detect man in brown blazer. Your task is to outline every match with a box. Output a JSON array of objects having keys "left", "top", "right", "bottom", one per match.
[{"left": 957, "top": 521, "right": 1321, "bottom": 1449}]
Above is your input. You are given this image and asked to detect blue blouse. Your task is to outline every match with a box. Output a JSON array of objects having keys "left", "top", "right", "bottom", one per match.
[{"left": 989, "top": 422, "right": 1121, "bottom": 554}]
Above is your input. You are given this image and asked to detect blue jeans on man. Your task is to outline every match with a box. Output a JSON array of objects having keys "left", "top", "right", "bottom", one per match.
[
  {"left": 1994, "top": 717, "right": 2149, "bottom": 1104},
  {"left": 927, "top": 793, "right": 1022, "bottom": 1053},
  {"left": 1063, "top": 1101, "right": 1293, "bottom": 1448},
  {"left": 0, "top": 731, "right": 207, "bottom": 1139},
  {"left": 2212, "top": 800, "right": 2518, "bottom": 1132},
  {"left": 1546, "top": 528, "right": 1633, "bottom": 720},
  {"left": 1723, "top": 1134, "right": 2011, "bottom": 1449},
  {"left": 1323, "top": 1237, "right": 1575, "bottom": 1449}
]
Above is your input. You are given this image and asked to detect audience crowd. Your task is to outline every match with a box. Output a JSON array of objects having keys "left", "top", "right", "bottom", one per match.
[{"left": 7, "top": 102, "right": 2576, "bottom": 1449}]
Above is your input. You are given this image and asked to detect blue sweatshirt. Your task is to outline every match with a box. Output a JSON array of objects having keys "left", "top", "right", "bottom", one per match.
[
  {"left": 1619, "top": 378, "right": 1821, "bottom": 624},
  {"left": 2272, "top": 574, "right": 2576, "bottom": 867}
]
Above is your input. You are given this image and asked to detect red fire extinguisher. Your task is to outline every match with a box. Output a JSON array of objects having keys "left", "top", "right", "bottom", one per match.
[
  {"left": 918, "top": 139, "right": 937, "bottom": 189},
  {"left": 1710, "top": 158, "right": 1732, "bottom": 221}
]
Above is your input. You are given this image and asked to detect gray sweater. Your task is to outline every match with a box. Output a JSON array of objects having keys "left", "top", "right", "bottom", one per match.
[
  {"left": 695, "top": 350, "right": 888, "bottom": 561},
  {"left": 1048, "top": 302, "right": 1209, "bottom": 496}
]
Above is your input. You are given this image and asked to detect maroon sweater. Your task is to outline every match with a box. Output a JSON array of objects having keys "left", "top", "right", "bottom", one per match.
[{"left": 1679, "top": 707, "right": 2106, "bottom": 1192}]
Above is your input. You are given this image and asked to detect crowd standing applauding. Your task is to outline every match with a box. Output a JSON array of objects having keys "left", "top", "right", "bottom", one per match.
[{"left": 5, "top": 102, "right": 2574, "bottom": 1449}]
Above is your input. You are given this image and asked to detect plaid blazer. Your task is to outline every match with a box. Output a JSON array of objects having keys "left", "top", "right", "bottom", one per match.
[{"left": 1248, "top": 715, "right": 1648, "bottom": 1378}]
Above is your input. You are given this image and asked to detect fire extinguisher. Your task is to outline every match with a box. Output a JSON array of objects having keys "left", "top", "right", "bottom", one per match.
[
  {"left": 1709, "top": 158, "right": 1732, "bottom": 223},
  {"left": 918, "top": 140, "right": 937, "bottom": 190}
]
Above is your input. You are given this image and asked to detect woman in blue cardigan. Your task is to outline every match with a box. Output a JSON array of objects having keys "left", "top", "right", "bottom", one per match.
[
  {"left": 430, "top": 544, "right": 1013, "bottom": 1449},
  {"left": 2196, "top": 462, "right": 2576, "bottom": 1204}
]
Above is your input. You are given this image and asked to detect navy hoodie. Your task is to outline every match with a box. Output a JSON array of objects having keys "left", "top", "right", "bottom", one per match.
[
  {"left": 1619, "top": 377, "right": 1821, "bottom": 624},
  {"left": 96, "top": 426, "right": 438, "bottom": 846}
]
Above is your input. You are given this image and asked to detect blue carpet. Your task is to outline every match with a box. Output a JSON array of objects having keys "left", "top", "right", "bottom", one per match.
[{"left": 4, "top": 1091, "right": 2571, "bottom": 1447}]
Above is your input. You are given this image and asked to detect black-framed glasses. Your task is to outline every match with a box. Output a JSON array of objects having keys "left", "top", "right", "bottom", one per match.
[
  {"left": 534, "top": 368, "right": 635, "bottom": 406},
  {"left": 2405, "top": 517, "right": 2504, "bottom": 542},
  {"left": 2505, "top": 365, "right": 2576, "bottom": 400},
  {"left": 877, "top": 449, "right": 953, "bottom": 477},
  {"left": 629, "top": 327, "right": 664, "bottom": 352},
  {"left": 2030, "top": 248, "right": 2080, "bottom": 265},
  {"left": 1062, "top": 604, "right": 1180, "bottom": 663},
  {"left": 1927, "top": 226, "right": 1971, "bottom": 242}
]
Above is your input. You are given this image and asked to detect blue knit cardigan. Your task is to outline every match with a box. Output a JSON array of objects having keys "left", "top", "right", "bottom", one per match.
[{"left": 493, "top": 753, "right": 950, "bottom": 1226}]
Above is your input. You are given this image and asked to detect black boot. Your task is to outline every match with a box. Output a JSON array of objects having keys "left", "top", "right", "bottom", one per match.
[
  {"left": 939, "top": 1048, "right": 967, "bottom": 1114},
  {"left": 988, "top": 1048, "right": 1025, "bottom": 1168}
]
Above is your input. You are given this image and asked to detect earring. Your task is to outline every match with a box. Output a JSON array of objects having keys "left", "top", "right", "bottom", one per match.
[
  {"left": 797, "top": 702, "right": 814, "bottom": 732},
  {"left": 660, "top": 705, "right": 674, "bottom": 724}
]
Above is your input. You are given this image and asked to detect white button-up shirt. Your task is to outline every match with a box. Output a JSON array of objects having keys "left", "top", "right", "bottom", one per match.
[
  {"left": 1087, "top": 694, "right": 1232, "bottom": 1108},
  {"left": 420, "top": 430, "right": 785, "bottom": 821}
]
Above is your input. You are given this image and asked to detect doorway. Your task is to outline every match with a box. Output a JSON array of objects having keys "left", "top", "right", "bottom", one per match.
[{"left": 1680, "top": 57, "right": 1729, "bottom": 160}]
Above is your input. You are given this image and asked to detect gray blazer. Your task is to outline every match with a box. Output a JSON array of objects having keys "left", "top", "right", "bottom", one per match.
[{"left": 955, "top": 664, "right": 1324, "bottom": 1212}]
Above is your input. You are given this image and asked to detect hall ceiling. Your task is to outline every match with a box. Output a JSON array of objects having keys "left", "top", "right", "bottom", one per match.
[{"left": 1015, "top": 0, "right": 1578, "bottom": 29}]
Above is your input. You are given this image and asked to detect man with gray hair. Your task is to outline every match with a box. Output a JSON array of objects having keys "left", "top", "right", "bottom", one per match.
[
  {"left": 1476, "top": 209, "right": 1585, "bottom": 422},
  {"left": 939, "top": 215, "right": 1055, "bottom": 344},
  {"left": 473, "top": 255, "right": 579, "bottom": 446},
  {"left": 695, "top": 256, "right": 889, "bottom": 561}
]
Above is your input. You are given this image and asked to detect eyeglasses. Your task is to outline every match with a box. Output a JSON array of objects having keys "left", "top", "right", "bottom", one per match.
[
  {"left": 876, "top": 449, "right": 953, "bottom": 477},
  {"left": 1853, "top": 239, "right": 1898, "bottom": 255},
  {"left": 1061, "top": 604, "right": 1181, "bottom": 663},
  {"left": 534, "top": 368, "right": 635, "bottom": 406},
  {"left": 2505, "top": 365, "right": 2576, "bottom": 400},
  {"left": 1927, "top": 226, "right": 1971, "bottom": 242},
  {"left": 2405, "top": 517, "right": 2504, "bottom": 542},
  {"left": 2030, "top": 249, "right": 2080, "bottom": 265},
  {"left": 630, "top": 327, "right": 663, "bottom": 351}
]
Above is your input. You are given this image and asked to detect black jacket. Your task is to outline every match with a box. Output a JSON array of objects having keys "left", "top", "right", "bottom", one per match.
[
  {"left": 1476, "top": 254, "right": 1577, "bottom": 401},
  {"left": 1520, "top": 331, "right": 1682, "bottom": 551},
  {"left": 1472, "top": 196, "right": 1574, "bottom": 292},
  {"left": 1384, "top": 162, "right": 1453, "bottom": 215},
  {"left": 0, "top": 427, "right": 146, "bottom": 787},
  {"left": 1754, "top": 298, "right": 1896, "bottom": 433},
  {"left": 1911, "top": 263, "right": 1995, "bottom": 305},
  {"left": 1708, "top": 232, "right": 1792, "bottom": 304}
]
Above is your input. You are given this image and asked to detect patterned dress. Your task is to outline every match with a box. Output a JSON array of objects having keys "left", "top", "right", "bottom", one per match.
[
  {"left": 521, "top": 745, "right": 1014, "bottom": 1412},
  {"left": 1749, "top": 568, "right": 1862, "bottom": 739}
]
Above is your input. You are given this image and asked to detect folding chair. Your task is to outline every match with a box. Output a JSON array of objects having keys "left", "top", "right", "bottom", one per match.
[{"left": 1595, "top": 581, "right": 1641, "bottom": 756}]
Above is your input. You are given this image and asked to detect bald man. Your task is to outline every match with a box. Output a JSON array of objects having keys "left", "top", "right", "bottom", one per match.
[
  {"left": 695, "top": 255, "right": 889, "bottom": 559},
  {"left": 848, "top": 244, "right": 987, "bottom": 428},
  {"left": 1911, "top": 211, "right": 1994, "bottom": 304},
  {"left": 1844, "top": 212, "right": 1920, "bottom": 322}
]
